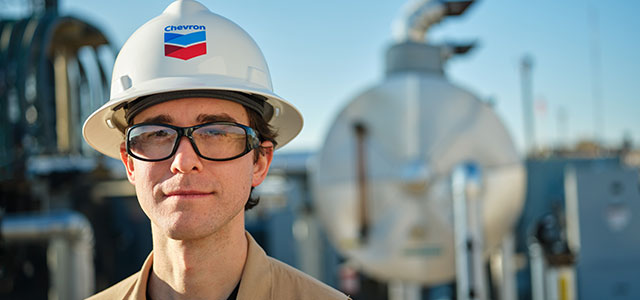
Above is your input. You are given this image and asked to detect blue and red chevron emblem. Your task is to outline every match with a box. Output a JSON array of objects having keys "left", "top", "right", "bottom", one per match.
[{"left": 164, "top": 29, "right": 207, "bottom": 60}]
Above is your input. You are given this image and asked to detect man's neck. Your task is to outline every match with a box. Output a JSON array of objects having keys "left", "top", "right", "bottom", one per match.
[{"left": 147, "top": 217, "right": 247, "bottom": 300}]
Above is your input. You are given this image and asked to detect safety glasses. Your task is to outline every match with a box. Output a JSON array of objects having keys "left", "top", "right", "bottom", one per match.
[{"left": 125, "top": 122, "right": 260, "bottom": 162}]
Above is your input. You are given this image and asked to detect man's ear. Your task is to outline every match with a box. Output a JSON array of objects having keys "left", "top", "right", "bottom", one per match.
[
  {"left": 252, "top": 141, "right": 274, "bottom": 187},
  {"left": 120, "top": 143, "right": 136, "bottom": 184}
]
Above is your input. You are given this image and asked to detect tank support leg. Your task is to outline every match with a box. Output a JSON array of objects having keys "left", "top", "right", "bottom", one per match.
[{"left": 452, "top": 162, "right": 487, "bottom": 300}]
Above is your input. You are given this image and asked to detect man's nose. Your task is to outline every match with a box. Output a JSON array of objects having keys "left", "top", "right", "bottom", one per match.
[{"left": 170, "top": 137, "right": 203, "bottom": 173}]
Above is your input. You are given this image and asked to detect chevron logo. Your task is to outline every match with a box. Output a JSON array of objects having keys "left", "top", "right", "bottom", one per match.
[{"left": 164, "top": 27, "right": 207, "bottom": 60}]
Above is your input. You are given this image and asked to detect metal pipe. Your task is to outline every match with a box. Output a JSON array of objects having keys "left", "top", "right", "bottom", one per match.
[
  {"left": 394, "top": 0, "right": 474, "bottom": 43},
  {"left": 529, "top": 241, "right": 546, "bottom": 300},
  {"left": 520, "top": 55, "right": 536, "bottom": 155},
  {"left": 499, "top": 233, "right": 517, "bottom": 300},
  {"left": 53, "top": 49, "right": 71, "bottom": 152},
  {"left": 1, "top": 210, "right": 95, "bottom": 300},
  {"left": 453, "top": 164, "right": 470, "bottom": 300},
  {"left": 395, "top": 0, "right": 447, "bottom": 42},
  {"left": 388, "top": 280, "right": 421, "bottom": 300},
  {"left": 452, "top": 162, "right": 487, "bottom": 300},
  {"left": 354, "top": 121, "right": 369, "bottom": 241}
]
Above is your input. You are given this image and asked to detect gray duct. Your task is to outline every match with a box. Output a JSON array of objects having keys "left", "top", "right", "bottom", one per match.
[
  {"left": 1, "top": 211, "right": 95, "bottom": 300},
  {"left": 394, "top": 0, "right": 474, "bottom": 43}
]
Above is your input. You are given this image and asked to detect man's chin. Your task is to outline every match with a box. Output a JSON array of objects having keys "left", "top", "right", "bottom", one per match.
[
  {"left": 164, "top": 226, "right": 217, "bottom": 241},
  {"left": 153, "top": 217, "right": 220, "bottom": 241}
]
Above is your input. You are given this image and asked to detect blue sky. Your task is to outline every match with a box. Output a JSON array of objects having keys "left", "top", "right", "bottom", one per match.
[{"left": 58, "top": 0, "right": 639, "bottom": 153}]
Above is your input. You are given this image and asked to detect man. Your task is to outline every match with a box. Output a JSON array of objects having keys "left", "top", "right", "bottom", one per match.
[{"left": 82, "top": 0, "right": 349, "bottom": 299}]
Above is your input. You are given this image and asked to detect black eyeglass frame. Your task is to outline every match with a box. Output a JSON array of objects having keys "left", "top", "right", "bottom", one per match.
[{"left": 125, "top": 121, "right": 261, "bottom": 162}]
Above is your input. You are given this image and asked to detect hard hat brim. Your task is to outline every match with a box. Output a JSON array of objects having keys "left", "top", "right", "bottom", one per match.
[{"left": 82, "top": 75, "right": 303, "bottom": 160}]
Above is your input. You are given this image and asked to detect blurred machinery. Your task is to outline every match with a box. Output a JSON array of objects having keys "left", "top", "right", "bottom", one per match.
[
  {"left": 565, "top": 164, "right": 640, "bottom": 299},
  {"left": 519, "top": 158, "right": 640, "bottom": 300},
  {"left": 258, "top": 144, "right": 640, "bottom": 300},
  {"left": 313, "top": 0, "right": 525, "bottom": 299},
  {"left": 0, "top": 1, "right": 151, "bottom": 299},
  {"left": 0, "top": 0, "right": 113, "bottom": 173},
  {"left": 307, "top": 1, "right": 639, "bottom": 299}
]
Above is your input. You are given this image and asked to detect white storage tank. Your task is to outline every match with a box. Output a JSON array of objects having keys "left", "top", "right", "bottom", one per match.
[{"left": 312, "top": 40, "right": 526, "bottom": 285}]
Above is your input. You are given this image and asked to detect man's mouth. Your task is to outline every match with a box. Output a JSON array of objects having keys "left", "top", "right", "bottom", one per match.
[{"left": 164, "top": 190, "right": 212, "bottom": 199}]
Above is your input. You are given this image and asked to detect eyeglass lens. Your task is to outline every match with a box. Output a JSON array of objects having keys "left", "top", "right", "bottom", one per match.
[{"left": 127, "top": 124, "right": 250, "bottom": 160}]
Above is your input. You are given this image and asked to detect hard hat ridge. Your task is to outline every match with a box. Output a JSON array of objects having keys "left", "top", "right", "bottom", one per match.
[{"left": 163, "top": 0, "right": 210, "bottom": 16}]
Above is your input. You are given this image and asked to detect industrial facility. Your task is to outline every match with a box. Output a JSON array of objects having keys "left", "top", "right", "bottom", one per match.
[{"left": 1, "top": 0, "right": 639, "bottom": 299}]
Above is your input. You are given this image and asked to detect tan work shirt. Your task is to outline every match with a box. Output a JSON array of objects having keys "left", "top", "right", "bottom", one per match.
[{"left": 87, "top": 232, "right": 349, "bottom": 300}]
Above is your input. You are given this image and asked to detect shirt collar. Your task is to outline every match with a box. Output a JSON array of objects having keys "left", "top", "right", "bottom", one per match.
[
  {"left": 236, "top": 232, "right": 273, "bottom": 298},
  {"left": 130, "top": 231, "right": 270, "bottom": 299},
  {"left": 131, "top": 252, "right": 153, "bottom": 299}
]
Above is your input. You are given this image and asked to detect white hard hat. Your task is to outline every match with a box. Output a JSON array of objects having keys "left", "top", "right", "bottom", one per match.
[{"left": 82, "top": 0, "right": 303, "bottom": 159}]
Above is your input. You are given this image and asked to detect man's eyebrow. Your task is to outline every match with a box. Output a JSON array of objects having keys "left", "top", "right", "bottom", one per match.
[
  {"left": 140, "top": 115, "right": 173, "bottom": 124},
  {"left": 197, "top": 114, "right": 237, "bottom": 123}
]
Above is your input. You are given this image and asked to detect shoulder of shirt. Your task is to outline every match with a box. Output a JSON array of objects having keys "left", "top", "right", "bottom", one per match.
[
  {"left": 85, "top": 271, "right": 139, "bottom": 300},
  {"left": 266, "top": 256, "right": 351, "bottom": 300}
]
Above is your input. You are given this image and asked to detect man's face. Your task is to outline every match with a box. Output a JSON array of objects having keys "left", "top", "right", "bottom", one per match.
[{"left": 119, "top": 97, "right": 272, "bottom": 240}]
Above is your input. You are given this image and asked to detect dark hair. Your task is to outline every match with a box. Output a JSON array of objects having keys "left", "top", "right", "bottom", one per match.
[{"left": 245, "top": 106, "right": 278, "bottom": 210}]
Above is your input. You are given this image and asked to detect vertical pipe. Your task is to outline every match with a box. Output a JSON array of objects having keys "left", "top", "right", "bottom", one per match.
[
  {"left": 529, "top": 242, "right": 546, "bottom": 300},
  {"left": 588, "top": 5, "right": 603, "bottom": 144},
  {"left": 452, "top": 162, "right": 486, "bottom": 300},
  {"left": 388, "top": 280, "right": 421, "bottom": 300},
  {"left": 499, "top": 233, "right": 517, "bottom": 300},
  {"left": 520, "top": 55, "right": 535, "bottom": 155},
  {"left": 354, "top": 122, "right": 369, "bottom": 241},
  {"left": 54, "top": 50, "right": 70, "bottom": 152},
  {"left": 557, "top": 266, "right": 575, "bottom": 300},
  {"left": 453, "top": 164, "right": 470, "bottom": 300},
  {"left": 467, "top": 165, "right": 486, "bottom": 300},
  {"left": 48, "top": 237, "right": 71, "bottom": 300},
  {"left": 545, "top": 266, "right": 558, "bottom": 300}
]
